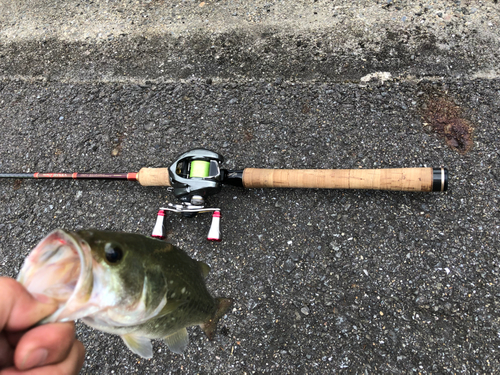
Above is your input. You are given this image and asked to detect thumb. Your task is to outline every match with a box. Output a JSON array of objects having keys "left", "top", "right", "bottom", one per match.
[{"left": 0, "top": 277, "right": 58, "bottom": 332}]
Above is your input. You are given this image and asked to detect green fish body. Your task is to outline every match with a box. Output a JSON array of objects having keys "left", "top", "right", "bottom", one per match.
[{"left": 17, "top": 229, "right": 233, "bottom": 358}]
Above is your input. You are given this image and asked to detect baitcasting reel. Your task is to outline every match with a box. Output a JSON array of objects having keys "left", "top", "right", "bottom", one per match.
[{"left": 152, "top": 149, "right": 237, "bottom": 242}]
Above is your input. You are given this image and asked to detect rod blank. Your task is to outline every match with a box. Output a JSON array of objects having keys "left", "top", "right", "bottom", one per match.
[{"left": 0, "top": 172, "right": 137, "bottom": 180}]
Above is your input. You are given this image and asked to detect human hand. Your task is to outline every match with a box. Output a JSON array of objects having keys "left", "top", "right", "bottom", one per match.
[{"left": 0, "top": 277, "right": 85, "bottom": 374}]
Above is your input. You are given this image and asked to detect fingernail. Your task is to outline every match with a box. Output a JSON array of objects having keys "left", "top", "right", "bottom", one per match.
[
  {"left": 21, "top": 348, "right": 48, "bottom": 370},
  {"left": 33, "top": 293, "right": 56, "bottom": 304}
]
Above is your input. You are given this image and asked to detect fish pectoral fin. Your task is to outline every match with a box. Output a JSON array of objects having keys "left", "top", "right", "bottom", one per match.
[
  {"left": 163, "top": 328, "right": 189, "bottom": 354},
  {"left": 121, "top": 333, "right": 153, "bottom": 359}
]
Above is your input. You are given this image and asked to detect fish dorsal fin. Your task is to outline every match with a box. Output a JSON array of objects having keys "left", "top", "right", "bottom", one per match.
[
  {"left": 198, "top": 261, "right": 211, "bottom": 278},
  {"left": 164, "top": 328, "right": 189, "bottom": 354},
  {"left": 121, "top": 333, "right": 153, "bottom": 359}
]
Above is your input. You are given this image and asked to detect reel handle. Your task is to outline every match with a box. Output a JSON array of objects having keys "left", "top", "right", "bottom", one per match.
[{"left": 242, "top": 167, "right": 448, "bottom": 192}]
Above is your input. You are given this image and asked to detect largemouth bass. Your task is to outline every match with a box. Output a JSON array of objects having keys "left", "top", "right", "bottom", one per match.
[{"left": 17, "top": 229, "right": 233, "bottom": 358}]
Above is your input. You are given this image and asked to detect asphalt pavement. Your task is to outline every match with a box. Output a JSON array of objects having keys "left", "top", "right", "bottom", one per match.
[{"left": 1, "top": 1, "right": 499, "bottom": 374}]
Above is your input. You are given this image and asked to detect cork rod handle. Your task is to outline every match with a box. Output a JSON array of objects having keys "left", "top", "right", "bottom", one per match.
[
  {"left": 242, "top": 168, "right": 448, "bottom": 192},
  {"left": 136, "top": 168, "right": 171, "bottom": 186}
]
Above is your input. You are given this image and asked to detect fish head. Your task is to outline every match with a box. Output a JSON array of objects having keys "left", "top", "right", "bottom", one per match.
[{"left": 18, "top": 229, "right": 168, "bottom": 328}]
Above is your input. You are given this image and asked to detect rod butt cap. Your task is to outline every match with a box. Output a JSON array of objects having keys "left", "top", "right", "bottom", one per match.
[{"left": 432, "top": 168, "right": 448, "bottom": 192}]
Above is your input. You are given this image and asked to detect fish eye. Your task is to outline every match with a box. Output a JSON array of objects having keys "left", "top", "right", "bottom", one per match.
[{"left": 104, "top": 243, "right": 123, "bottom": 263}]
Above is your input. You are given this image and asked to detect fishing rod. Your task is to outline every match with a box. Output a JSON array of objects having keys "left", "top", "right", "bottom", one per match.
[{"left": 1, "top": 149, "right": 448, "bottom": 241}]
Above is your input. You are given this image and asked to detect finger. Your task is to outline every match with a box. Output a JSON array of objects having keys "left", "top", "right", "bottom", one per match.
[
  {"left": 0, "top": 339, "right": 85, "bottom": 375},
  {"left": 0, "top": 278, "right": 58, "bottom": 331},
  {"left": 4, "top": 331, "right": 24, "bottom": 348},
  {"left": 13, "top": 322, "right": 76, "bottom": 371},
  {"left": 0, "top": 332, "right": 14, "bottom": 369}
]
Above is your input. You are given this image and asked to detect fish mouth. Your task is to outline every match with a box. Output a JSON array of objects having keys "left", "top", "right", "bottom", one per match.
[{"left": 17, "top": 229, "right": 95, "bottom": 323}]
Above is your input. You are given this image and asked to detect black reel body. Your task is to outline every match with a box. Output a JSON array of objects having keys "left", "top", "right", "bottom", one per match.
[{"left": 168, "top": 149, "right": 225, "bottom": 202}]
